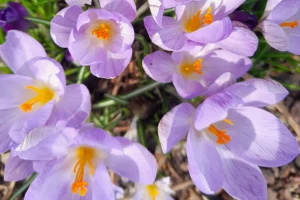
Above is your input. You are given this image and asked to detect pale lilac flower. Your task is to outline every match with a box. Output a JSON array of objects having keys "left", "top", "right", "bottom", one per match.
[
  {"left": 17, "top": 126, "right": 158, "bottom": 200},
  {"left": 0, "top": 30, "right": 91, "bottom": 180},
  {"left": 158, "top": 78, "right": 299, "bottom": 199},
  {"left": 259, "top": 0, "right": 300, "bottom": 54},
  {"left": 144, "top": 0, "right": 245, "bottom": 51},
  {"left": 142, "top": 46, "right": 251, "bottom": 98},
  {"left": 50, "top": 0, "right": 136, "bottom": 78},
  {"left": 133, "top": 177, "right": 174, "bottom": 200}
]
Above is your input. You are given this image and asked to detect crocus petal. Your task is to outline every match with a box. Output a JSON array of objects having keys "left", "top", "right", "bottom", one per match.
[
  {"left": 0, "top": 75, "right": 34, "bottom": 109},
  {"left": 185, "top": 17, "right": 232, "bottom": 43},
  {"left": 0, "top": 107, "right": 23, "bottom": 153},
  {"left": 224, "top": 78, "right": 289, "bottom": 107},
  {"left": 51, "top": 5, "right": 82, "bottom": 48},
  {"left": 260, "top": 20, "right": 289, "bottom": 52},
  {"left": 46, "top": 84, "right": 91, "bottom": 128},
  {"left": 0, "top": 30, "right": 46, "bottom": 74},
  {"left": 187, "top": 128, "right": 224, "bottom": 194},
  {"left": 288, "top": 34, "right": 300, "bottom": 55},
  {"left": 266, "top": 0, "right": 300, "bottom": 22},
  {"left": 66, "top": 0, "right": 92, "bottom": 6},
  {"left": 158, "top": 102, "right": 195, "bottom": 153},
  {"left": 144, "top": 16, "right": 187, "bottom": 51},
  {"left": 149, "top": 0, "right": 164, "bottom": 27},
  {"left": 172, "top": 73, "right": 206, "bottom": 99},
  {"left": 217, "top": 22, "right": 258, "bottom": 57},
  {"left": 222, "top": 107, "right": 299, "bottom": 167},
  {"left": 219, "top": 150, "right": 267, "bottom": 200},
  {"left": 194, "top": 92, "right": 243, "bottom": 130},
  {"left": 264, "top": 0, "right": 282, "bottom": 16},
  {"left": 105, "top": 137, "right": 158, "bottom": 184},
  {"left": 100, "top": 0, "right": 136, "bottom": 22},
  {"left": 92, "top": 162, "right": 115, "bottom": 200},
  {"left": 204, "top": 72, "right": 236, "bottom": 97},
  {"left": 142, "top": 51, "right": 175, "bottom": 83},
  {"left": 4, "top": 154, "right": 34, "bottom": 181},
  {"left": 215, "top": 0, "right": 245, "bottom": 17},
  {"left": 90, "top": 48, "right": 132, "bottom": 79},
  {"left": 17, "top": 127, "right": 78, "bottom": 160}
]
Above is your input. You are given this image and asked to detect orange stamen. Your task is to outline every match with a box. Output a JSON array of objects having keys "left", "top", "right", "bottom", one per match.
[
  {"left": 184, "top": 7, "right": 214, "bottom": 33},
  {"left": 146, "top": 184, "right": 159, "bottom": 200},
  {"left": 92, "top": 24, "right": 111, "bottom": 40},
  {"left": 280, "top": 20, "right": 298, "bottom": 28},
  {"left": 72, "top": 147, "right": 95, "bottom": 196},
  {"left": 19, "top": 86, "right": 54, "bottom": 112},
  {"left": 208, "top": 124, "right": 231, "bottom": 145},
  {"left": 180, "top": 58, "right": 204, "bottom": 76}
]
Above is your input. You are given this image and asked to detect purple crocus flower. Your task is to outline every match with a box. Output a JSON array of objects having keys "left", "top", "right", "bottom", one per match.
[
  {"left": 158, "top": 78, "right": 299, "bottom": 199},
  {"left": 50, "top": 0, "right": 136, "bottom": 79},
  {"left": 0, "top": 2, "right": 29, "bottom": 32},
  {"left": 0, "top": 30, "right": 91, "bottom": 180},
  {"left": 16, "top": 126, "right": 158, "bottom": 200},
  {"left": 144, "top": 0, "right": 245, "bottom": 51},
  {"left": 142, "top": 46, "right": 251, "bottom": 98},
  {"left": 259, "top": 0, "right": 300, "bottom": 55}
]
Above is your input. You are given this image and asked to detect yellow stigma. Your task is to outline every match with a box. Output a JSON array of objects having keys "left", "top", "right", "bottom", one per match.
[
  {"left": 184, "top": 7, "right": 214, "bottom": 33},
  {"left": 19, "top": 86, "right": 54, "bottom": 112},
  {"left": 280, "top": 20, "right": 298, "bottom": 29},
  {"left": 180, "top": 58, "right": 203, "bottom": 76},
  {"left": 92, "top": 23, "right": 111, "bottom": 40},
  {"left": 146, "top": 184, "right": 159, "bottom": 200},
  {"left": 208, "top": 119, "right": 233, "bottom": 145},
  {"left": 72, "top": 147, "right": 96, "bottom": 196}
]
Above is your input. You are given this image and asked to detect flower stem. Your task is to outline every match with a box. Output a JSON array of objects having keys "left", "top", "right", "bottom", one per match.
[
  {"left": 25, "top": 17, "right": 51, "bottom": 26},
  {"left": 9, "top": 174, "right": 37, "bottom": 200},
  {"left": 136, "top": 1, "right": 149, "bottom": 19}
]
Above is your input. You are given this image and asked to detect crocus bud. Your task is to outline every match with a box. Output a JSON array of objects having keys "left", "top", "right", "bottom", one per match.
[{"left": 230, "top": 10, "right": 258, "bottom": 30}]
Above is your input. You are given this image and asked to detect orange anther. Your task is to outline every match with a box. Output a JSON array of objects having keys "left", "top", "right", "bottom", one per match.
[{"left": 280, "top": 20, "right": 298, "bottom": 28}]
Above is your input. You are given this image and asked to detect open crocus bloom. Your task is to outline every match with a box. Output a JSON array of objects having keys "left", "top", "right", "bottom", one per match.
[
  {"left": 133, "top": 177, "right": 175, "bottom": 200},
  {"left": 259, "top": 0, "right": 300, "bottom": 55},
  {"left": 0, "top": 30, "right": 91, "bottom": 180},
  {"left": 158, "top": 78, "right": 299, "bottom": 199},
  {"left": 142, "top": 46, "right": 251, "bottom": 98},
  {"left": 50, "top": 0, "right": 136, "bottom": 78},
  {"left": 17, "top": 126, "right": 158, "bottom": 200},
  {"left": 144, "top": 0, "right": 245, "bottom": 51}
]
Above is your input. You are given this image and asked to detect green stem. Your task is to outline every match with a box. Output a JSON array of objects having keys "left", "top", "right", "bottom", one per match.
[
  {"left": 77, "top": 67, "right": 86, "bottom": 83},
  {"left": 93, "top": 82, "right": 161, "bottom": 109},
  {"left": 136, "top": 2, "right": 149, "bottom": 18},
  {"left": 9, "top": 174, "right": 37, "bottom": 200},
  {"left": 25, "top": 17, "right": 51, "bottom": 26}
]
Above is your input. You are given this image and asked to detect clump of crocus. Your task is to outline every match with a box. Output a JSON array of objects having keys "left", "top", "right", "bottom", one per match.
[
  {"left": 0, "top": 2, "right": 29, "bottom": 32},
  {"left": 17, "top": 126, "right": 158, "bottom": 200},
  {"left": 0, "top": 30, "right": 91, "bottom": 181},
  {"left": 259, "top": 0, "right": 300, "bottom": 55},
  {"left": 142, "top": 46, "right": 251, "bottom": 98},
  {"left": 158, "top": 78, "right": 299, "bottom": 199},
  {"left": 50, "top": 0, "right": 136, "bottom": 79},
  {"left": 133, "top": 177, "right": 175, "bottom": 200},
  {"left": 144, "top": 0, "right": 246, "bottom": 51}
]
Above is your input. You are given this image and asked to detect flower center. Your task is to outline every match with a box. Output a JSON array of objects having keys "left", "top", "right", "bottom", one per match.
[
  {"left": 92, "top": 23, "right": 111, "bottom": 40},
  {"left": 180, "top": 58, "right": 204, "bottom": 76},
  {"left": 72, "top": 147, "right": 96, "bottom": 196},
  {"left": 208, "top": 119, "right": 233, "bottom": 145},
  {"left": 19, "top": 86, "right": 54, "bottom": 112},
  {"left": 146, "top": 184, "right": 159, "bottom": 200},
  {"left": 184, "top": 7, "right": 214, "bottom": 33},
  {"left": 280, "top": 20, "right": 298, "bottom": 29}
]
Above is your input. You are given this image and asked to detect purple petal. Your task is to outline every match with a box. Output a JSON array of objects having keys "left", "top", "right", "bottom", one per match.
[
  {"left": 215, "top": 0, "right": 245, "bottom": 17},
  {"left": 185, "top": 17, "right": 232, "bottom": 43},
  {"left": 142, "top": 51, "right": 175, "bottom": 83},
  {"left": 217, "top": 22, "right": 258, "bottom": 57},
  {"left": 204, "top": 72, "right": 236, "bottom": 97},
  {"left": 266, "top": 0, "right": 300, "bottom": 22},
  {"left": 149, "top": 0, "right": 164, "bottom": 27},
  {"left": 105, "top": 137, "right": 158, "bottom": 184},
  {"left": 144, "top": 16, "right": 187, "bottom": 51},
  {"left": 194, "top": 92, "right": 243, "bottom": 130},
  {"left": 100, "top": 0, "right": 136, "bottom": 22},
  {"left": 187, "top": 128, "right": 224, "bottom": 194},
  {"left": 51, "top": 5, "right": 82, "bottom": 48},
  {"left": 17, "top": 127, "right": 78, "bottom": 160},
  {"left": 224, "top": 78, "right": 289, "bottom": 107},
  {"left": 66, "top": 0, "right": 92, "bottom": 6},
  {"left": 219, "top": 150, "right": 267, "bottom": 200},
  {"left": 172, "top": 73, "right": 206, "bottom": 99},
  {"left": 288, "top": 34, "right": 300, "bottom": 55},
  {"left": 46, "top": 84, "right": 91, "bottom": 128},
  {"left": 4, "top": 154, "right": 34, "bottom": 181},
  {"left": 158, "top": 102, "right": 195, "bottom": 153},
  {"left": 90, "top": 48, "right": 132, "bottom": 79},
  {"left": 221, "top": 107, "right": 299, "bottom": 167},
  {"left": 0, "top": 30, "right": 46, "bottom": 74}
]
